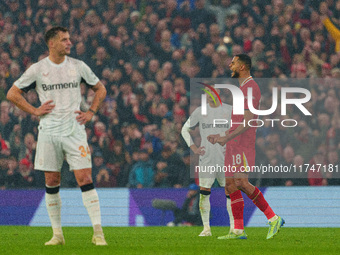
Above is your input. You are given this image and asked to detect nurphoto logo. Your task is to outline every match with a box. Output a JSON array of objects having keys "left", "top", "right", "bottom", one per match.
[{"left": 199, "top": 81, "right": 312, "bottom": 128}]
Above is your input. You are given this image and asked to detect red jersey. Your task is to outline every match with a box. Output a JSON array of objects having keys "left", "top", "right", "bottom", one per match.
[{"left": 230, "top": 76, "right": 261, "bottom": 147}]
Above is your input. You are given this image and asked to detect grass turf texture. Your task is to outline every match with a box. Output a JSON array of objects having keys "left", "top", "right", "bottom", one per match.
[{"left": 1, "top": 226, "right": 339, "bottom": 255}]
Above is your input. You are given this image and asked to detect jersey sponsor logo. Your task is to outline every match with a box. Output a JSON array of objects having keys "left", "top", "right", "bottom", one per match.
[
  {"left": 202, "top": 123, "right": 229, "bottom": 129},
  {"left": 42, "top": 81, "right": 79, "bottom": 91}
]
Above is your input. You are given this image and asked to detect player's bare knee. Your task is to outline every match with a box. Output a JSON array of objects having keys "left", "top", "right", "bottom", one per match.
[
  {"left": 224, "top": 185, "right": 233, "bottom": 195},
  {"left": 224, "top": 187, "right": 230, "bottom": 196},
  {"left": 234, "top": 179, "right": 243, "bottom": 189},
  {"left": 76, "top": 175, "right": 93, "bottom": 186},
  {"left": 236, "top": 179, "right": 251, "bottom": 191},
  {"left": 45, "top": 173, "right": 61, "bottom": 187},
  {"left": 200, "top": 187, "right": 210, "bottom": 191},
  {"left": 225, "top": 179, "right": 236, "bottom": 194},
  {"left": 225, "top": 178, "right": 234, "bottom": 186},
  {"left": 74, "top": 168, "right": 93, "bottom": 186},
  {"left": 45, "top": 179, "right": 60, "bottom": 187}
]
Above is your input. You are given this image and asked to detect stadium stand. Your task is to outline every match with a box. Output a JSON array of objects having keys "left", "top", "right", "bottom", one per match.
[{"left": 0, "top": 0, "right": 339, "bottom": 189}]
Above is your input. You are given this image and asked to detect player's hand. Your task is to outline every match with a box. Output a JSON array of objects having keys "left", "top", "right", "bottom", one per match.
[
  {"left": 75, "top": 110, "right": 94, "bottom": 125},
  {"left": 193, "top": 146, "right": 205, "bottom": 156},
  {"left": 207, "top": 134, "right": 220, "bottom": 144},
  {"left": 208, "top": 134, "right": 228, "bottom": 146},
  {"left": 34, "top": 100, "right": 55, "bottom": 116},
  {"left": 216, "top": 136, "right": 228, "bottom": 146}
]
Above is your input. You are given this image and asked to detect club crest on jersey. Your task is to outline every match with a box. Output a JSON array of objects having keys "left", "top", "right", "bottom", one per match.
[{"left": 68, "top": 69, "right": 77, "bottom": 77}]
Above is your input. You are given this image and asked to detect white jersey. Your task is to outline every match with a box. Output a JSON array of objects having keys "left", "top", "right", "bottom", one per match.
[
  {"left": 14, "top": 56, "right": 99, "bottom": 136},
  {"left": 181, "top": 103, "right": 232, "bottom": 166}
]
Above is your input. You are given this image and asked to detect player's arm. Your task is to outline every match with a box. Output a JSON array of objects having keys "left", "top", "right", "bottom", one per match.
[
  {"left": 225, "top": 109, "right": 253, "bottom": 139},
  {"left": 7, "top": 85, "right": 55, "bottom": 116},
  {"left": 88, "top": 81, "right": 107, "bottom": 113},
  {"left": 181, "top": 117, "right": 205, "bottom": 156},
  {"left": 75, "top": 81, "right": 107, "bottom": 125},
  {"left": 209, "top": 110, "right": 254, "bottom": 146}
]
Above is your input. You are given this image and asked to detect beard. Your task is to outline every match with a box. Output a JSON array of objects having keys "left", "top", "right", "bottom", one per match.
[{"left": 231, "top": 70, "right": 240, "bottom": 78}]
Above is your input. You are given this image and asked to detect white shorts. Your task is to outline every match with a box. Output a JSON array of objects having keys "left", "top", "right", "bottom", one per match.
[
  {"left": 197, "top": 156, "right": 226, "bottom": 188},
  {"left": 198, "top": 169, "right": 225, "bottom": 189},
  {"left": 34, "top": 129, "right": 92, "bottom": 171}
]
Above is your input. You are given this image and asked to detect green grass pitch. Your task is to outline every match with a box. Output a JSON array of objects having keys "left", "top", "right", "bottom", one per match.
[{"left": 1, "top": 226, "right": 339, "bottom": 255}]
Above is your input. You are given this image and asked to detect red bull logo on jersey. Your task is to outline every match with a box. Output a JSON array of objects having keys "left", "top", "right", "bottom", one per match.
[{"left": 42, "top": 81, "right": 79, "bottom": 91}]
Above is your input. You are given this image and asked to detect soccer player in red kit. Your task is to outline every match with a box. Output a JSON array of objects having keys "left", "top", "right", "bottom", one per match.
[{"left": 208, "top": 54, "right": 284, "bottom": 239}]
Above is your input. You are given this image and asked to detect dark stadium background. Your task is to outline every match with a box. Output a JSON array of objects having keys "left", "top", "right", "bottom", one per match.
[{"left": 0, "top": 0, "right": 339, "bottom": 230}]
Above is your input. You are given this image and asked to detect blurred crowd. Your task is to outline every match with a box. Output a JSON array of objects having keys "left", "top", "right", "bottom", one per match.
[{"left": 0, "top": 0, "right": 339, "bottom": 189}]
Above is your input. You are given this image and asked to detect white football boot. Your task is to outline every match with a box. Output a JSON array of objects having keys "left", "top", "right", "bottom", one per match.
[
  {"left": 45, "top": 235, "right": 65, "bottom": 245},
  {"left": 199, "top": 228, "right": 212, "bottom": 236},
  {"left": 92, "top": 234, "right": 108, "bottom": 246}
]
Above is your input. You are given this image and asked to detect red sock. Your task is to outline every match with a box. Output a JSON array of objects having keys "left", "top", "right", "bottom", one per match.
[
  {"left": 230, "top": 190, "right": 244, "bottom": 230},
  {"left": 248, "top": 187, "right": 275, "bottom": 220}
]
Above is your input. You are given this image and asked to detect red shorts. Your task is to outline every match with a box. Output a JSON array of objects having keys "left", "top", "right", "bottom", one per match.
[{"left": 224, "top": 139, "right": 255, "bottom": 177}]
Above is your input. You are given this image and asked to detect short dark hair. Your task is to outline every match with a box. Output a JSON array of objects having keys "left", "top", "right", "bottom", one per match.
[
  {"left": 44, "top": 26, "right": 68, "bottom": 44},
  {"left": 235, "top": 54, "right": 252, "bottom": 70}
]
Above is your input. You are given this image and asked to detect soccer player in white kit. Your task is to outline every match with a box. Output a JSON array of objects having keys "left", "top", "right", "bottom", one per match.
[
  {"left": 181, "top": 86, "right": 233, "bottom": 236},
  {"left": 7, "top": 27, "right": 107, "bottom": 246}
]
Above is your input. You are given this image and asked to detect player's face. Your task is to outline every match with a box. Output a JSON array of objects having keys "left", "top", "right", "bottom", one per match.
[
  {"left": 52, "top": 31, "right": 72, "bottom": 56},
  {"left": 229, "top": 57, "right": 241, "bottom": 78},
  {"left": 206, "top": 87, "right": 220, "bottom": 104},
  {"left": 206, "top": 87, "right": 213, "bottom": 103}
]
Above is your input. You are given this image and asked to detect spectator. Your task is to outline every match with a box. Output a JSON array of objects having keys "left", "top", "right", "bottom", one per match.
[
  {"left": 322, "top": 14, "right": 340, "bottom": 53},
  {"left": 92, "top": 151, "right": 107, "bottom": 182},
  {"left": 0, "top": 131, "right": 11, "bottom": 159},
  {"left": 326, "top": 150, "right": 340, "bottom": 185},
  {"left": 154, "top": 159, "right": 171, "bottom": 187},
  {"left": 145, "top": 59, "right": 160, "bottom": 81},
  {"left": 8, "top": 124, "right": 21, "bottom": 158},
  {"left": 96, "top": 167, "right": 116, "bottom": 188},
  {"left": 0, "top": 101, "right": 17, "bottom": 139},
  {"left": 177, "top": 150, "right": 196, "bottom": 188},
  {"left": 5, "top": 62, "right": 21, "bottom": 93},
  {"left": 116, "top": 83, "right": 137, "bottom": 124},
  {"left": 155, "top": 146, "right": 185, "bottom": 188},
  {"left": 119, "top": 150, "right": 139, "bottom": 188},
  {"left": 128, "top": 149, "right": 154, "bottom": 188},
  {"left": 205, "top": 0, "right": 240, "bottom": 35},
  {"left": 284, "top": 155, "right": 309, "bottom": 186},
  {"left": 17, "top": 158, "right": 35, "bottom": 188},
  {"left": 308, "top": 149, "right": 328, "bottom": 186},
  {"left": 19, "top": 133, "right": 36, "bottom": 163},
  {"left": 90, "top": 47, "right": 111, "bottom": 77},
  {"left": 74, "top": 41, "right": 91, "bottom": 63},
  {"left": 2, "top": 156, "right": 19, "bottom": 189}
]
